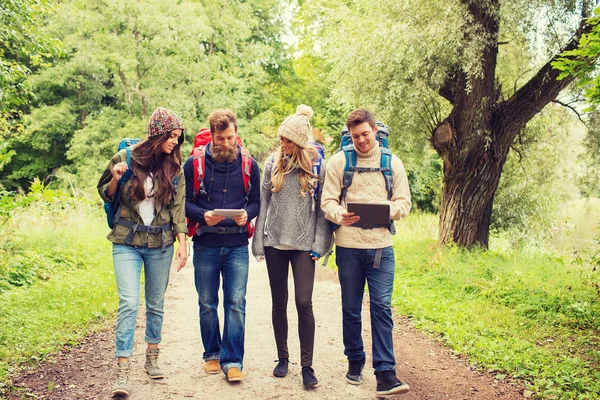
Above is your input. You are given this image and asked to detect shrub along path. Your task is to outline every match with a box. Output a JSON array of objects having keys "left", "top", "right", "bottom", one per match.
[{"left": 9, "top": 256, "right": 525, "bottom": 399}]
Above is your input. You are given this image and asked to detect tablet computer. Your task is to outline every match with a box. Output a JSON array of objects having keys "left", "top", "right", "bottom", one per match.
[
  {"left": 213, "top": 209, "right": 245, "bottom": 218},
  {"left": 346, "top": 202, "right": 390, "bottom": 226}
]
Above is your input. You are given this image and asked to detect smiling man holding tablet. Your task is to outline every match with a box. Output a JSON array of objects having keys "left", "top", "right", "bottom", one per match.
[{"left": 321, "top": 108, "right": 412, "bottom": 396}]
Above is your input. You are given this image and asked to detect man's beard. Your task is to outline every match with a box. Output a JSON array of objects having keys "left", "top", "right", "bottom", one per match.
[{"left": 212, "top": 144, "right": 238, "bottom": 163}]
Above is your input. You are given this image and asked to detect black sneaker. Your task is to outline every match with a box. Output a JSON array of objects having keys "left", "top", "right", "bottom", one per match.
[
  {"left": 273, "top": 358, "right": 289, "bottom": 377},
  {"left": 345, "top": 358, "right": 366, "bottom": 385},
  {"left": 375, "top": 370, "right": 410, "bottom": 395},
  {"left": 302, "top": 366, "right": 319, "bottom": 389}
]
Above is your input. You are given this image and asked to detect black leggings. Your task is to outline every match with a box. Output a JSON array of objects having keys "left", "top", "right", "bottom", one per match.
[{"left": 264, "top": 247, "right": 316, "bottom": 367}]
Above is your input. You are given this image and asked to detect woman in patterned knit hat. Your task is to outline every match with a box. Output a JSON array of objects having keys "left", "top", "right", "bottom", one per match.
[
  {"left": 252, "top": 104, "right": 332, "bottom": 389},
  {"left": 97, "top": 106, "right": 188, "bottom": 396}
]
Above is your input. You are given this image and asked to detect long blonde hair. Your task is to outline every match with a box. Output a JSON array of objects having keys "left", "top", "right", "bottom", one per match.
[{"left": 271, "top": 144, "right": 318, "bottom": 197}]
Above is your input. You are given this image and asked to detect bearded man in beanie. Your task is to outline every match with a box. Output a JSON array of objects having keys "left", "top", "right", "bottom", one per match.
[
  {"left": 321, "top": 108, "right": 412, "bottom": 396},
  {"left": 184, "top": 109, "right": 260, "bottom": 382}
]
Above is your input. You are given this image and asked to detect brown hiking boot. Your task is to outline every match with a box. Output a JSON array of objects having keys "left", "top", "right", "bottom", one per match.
[
  {"left": 226, "top": 367, "right": 245, "bottom": 382},
  {"left": 112, "top": 361, "right": 131, "bottom": 396},
  {"left": 204, "top": 359, "right": 221, "bottom": 374},
  {"left": 144, "top": 348, "right": 165, "bottom": 379}
]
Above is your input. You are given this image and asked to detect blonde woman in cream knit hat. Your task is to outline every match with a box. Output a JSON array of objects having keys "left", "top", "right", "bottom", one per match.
[{"left": 252, "top": 105, "right": 332, "bottom": 390}]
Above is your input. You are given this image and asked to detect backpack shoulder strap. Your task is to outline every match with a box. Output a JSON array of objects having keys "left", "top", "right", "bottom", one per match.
[
  {"left": 113, "top": 148, "right": 134, "bottom": 226},
  {"left": 191, "top": 146, "right": 207, "bottom": 201},
  {"left": 380, "top": 147, "right": 393, "bottom": 200},
  {"left": 240, "top": 146, "right": 252, "bottom": 194},
  {"left": 311, "top": 151, "right": 324, "bottom": 200},
  {"left": 379, "top": 147, "right": 396, "bottom": 234},
  {"left": 340, "top": 145, "right": 356, "bottom": 203},
  {"left": 121, "top": 147, "right": 133, "bottom": 185}
]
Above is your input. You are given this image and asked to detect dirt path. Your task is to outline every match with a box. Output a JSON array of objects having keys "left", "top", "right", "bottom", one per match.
[{"left": 9, "top": 254, "right": 526, "bottom": 400}]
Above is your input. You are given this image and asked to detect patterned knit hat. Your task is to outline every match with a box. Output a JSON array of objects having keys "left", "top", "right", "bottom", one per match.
[
  {"left": 147, "top": 107, "right": 185, "bottom": 138},
  {"left": 277, "top": 105, "right": 314, "bottom": 148}
]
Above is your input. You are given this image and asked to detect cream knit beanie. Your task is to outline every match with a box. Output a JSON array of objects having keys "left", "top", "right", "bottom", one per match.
[{"left": 277, "top": 105, "right": 314, "bottom": 148}]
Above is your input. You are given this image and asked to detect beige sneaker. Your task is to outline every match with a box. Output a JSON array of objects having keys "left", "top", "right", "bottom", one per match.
[
  {"left": 144, "top": 348, "right": 165, "bottom": 379},
  {"left": 112, "top": 361, "right": 131, "bottom": 396},
  {"left": 226, "top": 367, "right": 245, "bottom": 382},
  {"left": 204, "top": 359, "right": 221, "bottom": 374}
]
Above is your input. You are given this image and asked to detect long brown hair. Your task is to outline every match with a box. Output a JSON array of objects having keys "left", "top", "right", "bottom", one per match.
[
  {"left": 271, "top": 144, "right": 318, "bottom": 197},
  {"left": 128, "top": 131, "right": 183, "bottom": 204}
]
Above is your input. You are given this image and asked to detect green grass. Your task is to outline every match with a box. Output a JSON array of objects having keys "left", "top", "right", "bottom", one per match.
[
  {"left": 0, "top": 199, "right": 117, "bottom": 385},
  {"left": 393, "top": 213, "right": 600, "bottom": 399}
]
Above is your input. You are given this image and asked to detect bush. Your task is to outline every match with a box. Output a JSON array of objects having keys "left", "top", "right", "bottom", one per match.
[{"left": 0, "top": 179, "right": 116, "bottom": 385}]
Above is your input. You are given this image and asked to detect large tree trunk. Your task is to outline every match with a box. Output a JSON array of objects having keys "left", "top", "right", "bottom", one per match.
[
  {"left": 437, "top": 145, "right": 507, "bottom": 247},
  {"left": 432, "top": 0, "right": 593, "bottom": 248}
]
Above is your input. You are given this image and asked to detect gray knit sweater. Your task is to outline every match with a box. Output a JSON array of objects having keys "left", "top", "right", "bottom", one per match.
[{"left": 252, "top": 156, "right": 332, "bottom": 258}]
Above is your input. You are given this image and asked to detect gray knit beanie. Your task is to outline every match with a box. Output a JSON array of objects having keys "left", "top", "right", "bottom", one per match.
[{"left": 277, "top": 105, "right": 314, "bottom": 148}]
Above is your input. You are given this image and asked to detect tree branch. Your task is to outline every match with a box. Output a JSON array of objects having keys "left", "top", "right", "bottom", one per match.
[
  {"left": 552, "top": 99, "right": 588, "bottom": 126},
  {"left": 512, "top": 67, "right": 535, "bottom": 97},
  {"left": 117, "top": 69, "right": 132, "bottom": 118},
  {"left": 496, "top": 19, "right": 595, "bottom": 146}
]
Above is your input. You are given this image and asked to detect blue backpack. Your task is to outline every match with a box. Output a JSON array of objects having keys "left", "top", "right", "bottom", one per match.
[
  {"left": 104, "top": 139, "right": 139, "bottom": 229},
  {"left": 337, "top": 122, "right": 395, "bottom": 234}
]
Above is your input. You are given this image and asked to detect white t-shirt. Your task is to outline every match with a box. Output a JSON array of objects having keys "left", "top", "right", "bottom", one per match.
[{"left": 138, "top": 174, "right": 155, "bottom": 226}]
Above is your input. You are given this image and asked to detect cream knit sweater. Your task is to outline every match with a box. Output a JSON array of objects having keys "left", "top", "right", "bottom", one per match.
[{"left": 321, "top": 145, "right": 411, "bottom": 249}]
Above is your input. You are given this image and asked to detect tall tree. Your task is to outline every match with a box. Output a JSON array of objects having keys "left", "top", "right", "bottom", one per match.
[
  {"left": 299, "top": 0, "right": 600, "bottom": 247},
  {"left": 0, "top": 0, "right": 63, "bottom": 169}
]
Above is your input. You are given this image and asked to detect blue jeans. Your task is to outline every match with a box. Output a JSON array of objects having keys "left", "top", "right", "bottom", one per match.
[
  {"left": 193, "top": 245, "right": 249, "bottom": 373},
  {"left": 112, "top": 243, "right": 173, "bottom": 358},
  {"left": 336, "top": 246, "right": 396, "bottom": 372}
]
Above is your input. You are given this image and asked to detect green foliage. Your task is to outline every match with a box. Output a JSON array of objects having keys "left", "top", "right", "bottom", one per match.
[
  {"left": 297, "top": 0, "right": 458, "bottom": 158},
  {"left": 574, "top": 222, "right": 600, "bottom": 298},
  {"left": 393, "top": 213, "right": 600, "bottom": 399},
  {"left": 62, "top": 108, "right": 144, "bottom": 188},
  {"left": 1, "top": 103, "right": 78, "bottom": 189},
  {"left": 491, "top": 107, "right": 583, "bottom": 246},
  {"left": 0, "top": 182, "right": 116, "bottom": 384},
  {"left": 265, "top": 53, "right": 347, "bottom": 146},
  {"left": 0, "top": 180, "right": 101, "bottom": 291},
  {"left": 552, "top": 7, "right": 600, "bottom": 106},
  {"left": 578, "top": 113, "right": 600, "bottom": 197},
  {"left": 2, "top": 0, "right": 290, "bottom": 190},
  {"left": 406, "top": 153, "right": 442, "bottom": 213},
  {"left": 0, "top": 0, "right": 64, "bottom": 132}
]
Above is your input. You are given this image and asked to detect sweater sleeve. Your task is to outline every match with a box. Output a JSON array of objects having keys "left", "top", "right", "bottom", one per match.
[
  {"left": 387, "top": 156, "right": 412, "bottom": 220},
  {"left": 183, "top": 156, "right": 208, "bottom": 223},
  {"left": 320, "top": 152, "right": 346, "bottom": 225},
  {"left": 251, "top": 156, "right": 274, "bottom": 258},
  {"left": 312, "top": 160, "right": 333, "bottom": 257}
]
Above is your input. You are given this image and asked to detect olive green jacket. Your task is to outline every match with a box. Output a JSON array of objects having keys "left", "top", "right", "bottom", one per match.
[{"left": 97, "top": 150, "right": 187, "bottom": 248}]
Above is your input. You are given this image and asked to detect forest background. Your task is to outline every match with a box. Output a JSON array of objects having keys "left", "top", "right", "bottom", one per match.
[{"left": 1, "top": 0, "right": 600, "bottom": 399}]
